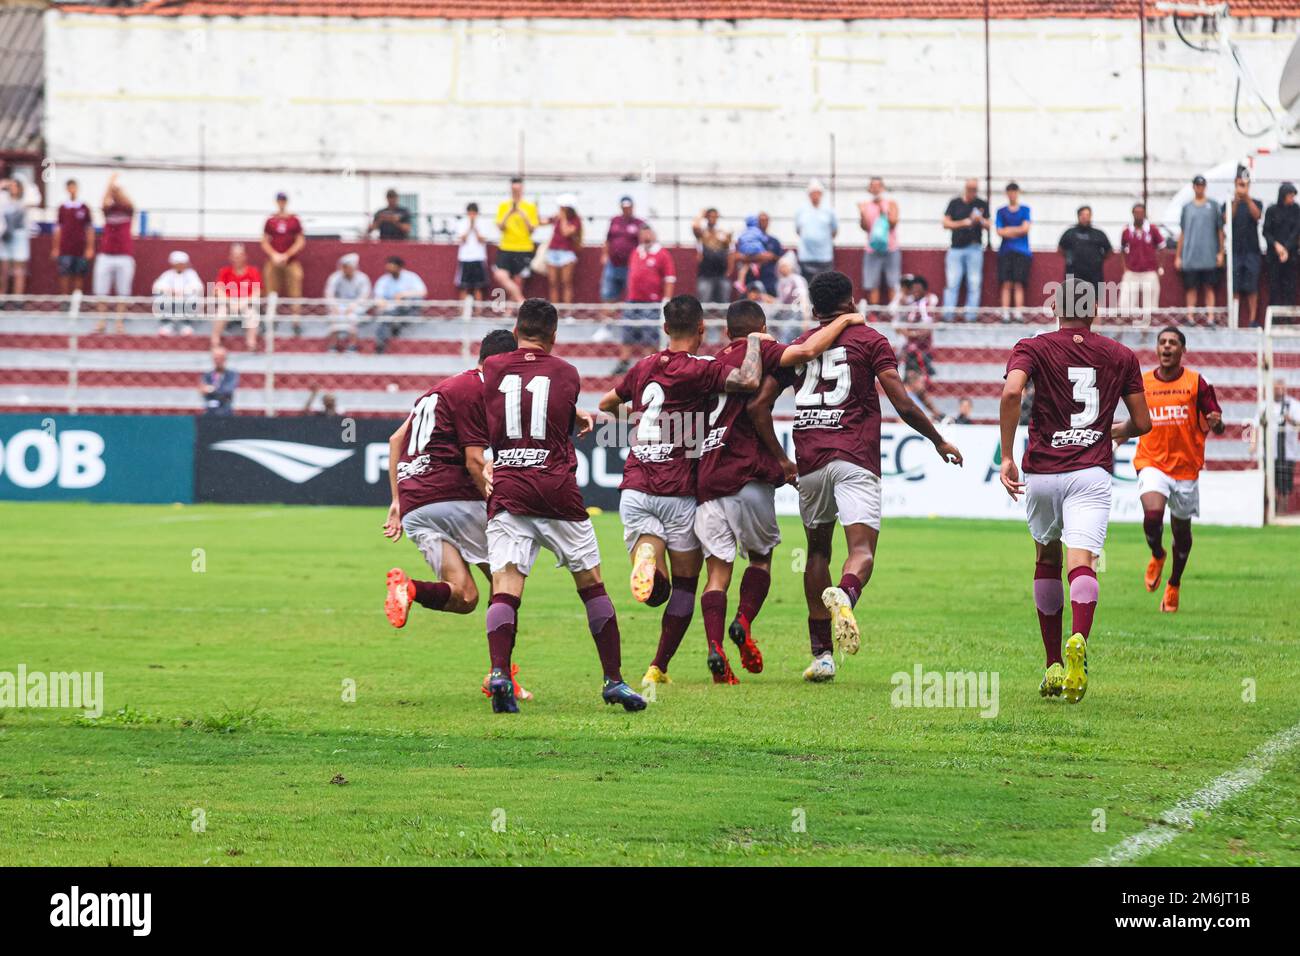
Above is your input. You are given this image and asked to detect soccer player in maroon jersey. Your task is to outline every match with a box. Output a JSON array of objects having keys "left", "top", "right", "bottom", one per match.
[
  {"left": 773, "top": 271, "right": 963, "bottom": 682},
  {"left": 999, "top": 280, "right": 1151, "bottom": 703},
  {"left": 481, "top": 298, "right": 646, "bottom": 713},
  {"left": 381, "top": 330, "right": 534, "bottom": 699},
  {"left": 694, "top": 298, "right": 866, "bottom": 684},
  {"left": 596, "top": 295, "right": 764, "bottom": 692}
]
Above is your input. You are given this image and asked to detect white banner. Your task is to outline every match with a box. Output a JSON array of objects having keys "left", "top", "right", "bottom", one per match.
[{"left": 772, "top": 424, "right": 1264, "bottom": 528}]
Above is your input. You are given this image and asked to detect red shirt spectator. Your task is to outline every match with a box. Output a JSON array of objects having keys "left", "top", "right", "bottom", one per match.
[
  {"left": 1121, "top": 220, "right": 1163, "bottom": 274},
  {"left": 626, "top": 240, "right": 676, "bottom": 302},
  {"left": 100, "top": 202, "right": 134, "bottom": 256},
  {"left": 216, "top": 262, "right": 263, "bottom": 298},
  {"left": 264, "top": 213, "right": 303, "bottom": 260},
  {"left": 57, "top": 200, "right": 93, "bottom": 257},
  {"left": 605, "top": 206, "right": 647, "bottom": 268}
]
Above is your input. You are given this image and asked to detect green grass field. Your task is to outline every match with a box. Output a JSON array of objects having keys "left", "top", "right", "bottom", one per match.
[{"left": 0, "top": 501, "right": 1297, "bottom": 866}]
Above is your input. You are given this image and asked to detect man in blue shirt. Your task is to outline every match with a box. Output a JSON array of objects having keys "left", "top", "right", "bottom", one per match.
[
  {"left": 995, "top": 182, "right": 1032, "bottom": 319},
  {"left": 199, "top": 346, "right": 239, "bottom": 416},
  {"left": 794, "top": 179, "right": 838, "bottom": 280},
  {"left": 373, "top": 255, "right": 428, "bottom": 354}
]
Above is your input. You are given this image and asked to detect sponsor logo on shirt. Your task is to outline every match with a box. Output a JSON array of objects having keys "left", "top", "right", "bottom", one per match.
[
  {"left": 496, "top": 447, "right": 550, "bottom": 468},
  {"left": 793, "top": 408, "right": 846, "bottom": 430},
  {"left": 1049, "top": 427, "right": 1104, "bottom": 449},
  {"left": 397, "top": 455, "right": 432, "bottom": 481},
  {"left": 631, "top": 442, "right": 675, "bottom": 463},
  {"left": 700, "top": 425, "right": 727, "bottom": 454},
  {"left": 1151, "top": 404, "right": 1191, "bottom": 425}
]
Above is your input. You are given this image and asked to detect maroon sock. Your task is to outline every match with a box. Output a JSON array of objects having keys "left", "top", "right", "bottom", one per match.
[
  {"left": 808, "top": 617, "right": 833, "bottom": 657},
  {"left": 1068, "top": 566, "right": 1099, "bottom": 640},
  {"left": 737, "top": 567, "right": 771, "bottom": 625},
  {"left": 1033, "top": 561, "right": 1064, "bottom": 667},
  {"left": 485, "top": 593, "right": 520, "bottom": 673},
  {"left": 701, "top": 590, "right": 727, "bottom": 650},
  {"left": 412, "top": 579, "right": 451, "bottom": 611},
  {"left": 652, "top": 575, "right": 697, "bottom": 671},
  {"left": 1169, "top": 520, "right": 1193, "bottom": 586},
  {"left": 837, "top": 572, "right": 864, "bottom": 608},
  {"left": 647, "top": 572, "right": 671, "bottom": 608},
  {"left": 578, "top": 583, "right": 622, "bottom": 682},
  {"left": 1143, "top": 509, "right": 1166, "bottom": 559}
]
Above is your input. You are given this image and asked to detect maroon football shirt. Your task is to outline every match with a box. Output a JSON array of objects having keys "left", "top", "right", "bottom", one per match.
[
  {"left": 696, "top": 338, "right": 794, "bottom": 503},
  {"left": 616, "top": 348, "right": 731, "bottom": 497},
  {"left": 396, "top": 368, "right": 490, "bottom": 517},
  {"left": 482, "top": 346, "right": 588, "bottom": 522},
  {"left": 1005, "top": 327, "right": 1143, "bottom": 475},
  {"left": 788, "top": 324, "right": 898, "bottom": 477}
]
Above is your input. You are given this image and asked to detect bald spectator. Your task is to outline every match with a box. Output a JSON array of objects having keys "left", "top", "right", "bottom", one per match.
[
  {"left": 942, "top": 178, "right": 989, "bottom": 321},
  {"left": 199, "top": 346, "right": 238, "bottom": 416},
  {"left": 212, "top": 243, "right": 263, "bottom": 350}
]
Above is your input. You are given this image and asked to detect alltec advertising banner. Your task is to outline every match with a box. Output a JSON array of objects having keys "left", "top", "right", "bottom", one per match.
[{"left": 0, "top": 414, "right": 194, "bottom": 503}]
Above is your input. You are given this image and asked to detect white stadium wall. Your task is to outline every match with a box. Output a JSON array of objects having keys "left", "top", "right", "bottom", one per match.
[{"left": 41, "top": 11, "right": 1300, "bottom": 245}]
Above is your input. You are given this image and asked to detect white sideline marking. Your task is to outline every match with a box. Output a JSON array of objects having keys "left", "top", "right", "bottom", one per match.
[{"left": 1089, "top": 720, "right": 1300, "bottom": 866}]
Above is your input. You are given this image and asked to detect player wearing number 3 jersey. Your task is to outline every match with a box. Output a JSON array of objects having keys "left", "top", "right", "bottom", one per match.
[
  {"left": 481, "top": 298, "right": 647, "bottom": 714},
  {"left": 1000, "top": 282, "right": 1150, "bottom": 704}
]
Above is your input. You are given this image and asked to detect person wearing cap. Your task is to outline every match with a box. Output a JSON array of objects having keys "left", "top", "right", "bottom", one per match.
[
  {"left": 994, "top": 182, "right": 1032, "bottom": 320},
  {"left": 795, "top": 178, "right": 838, "bottom": 280},
  {"left": 1229, "top": 173, "right": 1263, "bottom": 327},
  {"left": 1263, "top": 182, "right": 1300, "bottom": 310},
  {"left": 212, "top": 242, "right": 263, "bottom": 351},
  {"left": 859, "top": 176, "right": 901, "bottom": 306},
  {"left": 370, "top": 189, "right": 412, "bottom": 241},
  {"left": 492, "top": 177, "right": 539, "bottom": 302},
  {"left": 260, "top": 191, "right": 306, "bottom": 331},
  {"left": 1119, "top": 202, "right": 1164, "bottom": 316},
  {"left": 546, "top": 195, "right": 582, "bottom": 306},
  {"left": 152, "top": 250, "right": 203, "bottom": 336},
  {"left": 323, "top": 252, "right": 372, "bottom": 352},
  {"left": 600, "top": 195, "right": 647, "bottom": 303},
  {"left": 1176, "top": 174, "right": 1224, "bottom": 314}
]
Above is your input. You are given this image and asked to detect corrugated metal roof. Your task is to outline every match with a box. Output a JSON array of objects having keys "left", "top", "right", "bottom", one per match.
[{"left": 0, "top": 1, "right": 44, "bottom": 153}]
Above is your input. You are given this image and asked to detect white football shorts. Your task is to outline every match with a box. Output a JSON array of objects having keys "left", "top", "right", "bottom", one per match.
[
  {"left": 401, "top": 500, "right": 489, "bottom": 577},
  {"left": 1137, "top": 466, "right": 1200, "bottom": 520},
  {"left": 619, "top": 489, "right": 699, "bottom": 554},
  {"left": 693, "top": 481, "right": 781, "bottom": 563},
  {"left": 798, "top": 459, "right": 882, "bottom": 530},
  {"left": 1024, "top": 465, "right": 1112, "bottom": 554},
  {"left": 486, "top": 510, "right": 602, "bottom": 576}
]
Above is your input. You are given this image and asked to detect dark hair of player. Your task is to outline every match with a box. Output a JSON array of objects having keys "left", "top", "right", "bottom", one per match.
[
  {"left": 807, "top": 270, "right": 855, "bottom": 319},
  {"left": 479, "top": 329, "right": 518, "bottom": 363},
  {"left": 663, "top": 295, "right": 703, "bottom": 336},
  {"left": 1157, "top": 325, "right": 1186, "bottom": 348},
  {"left": 725, "top": 299, "right": 766, "bottom": 338},
  {"left": 516, "top": 297, "right": 559, "bottom": 341}
]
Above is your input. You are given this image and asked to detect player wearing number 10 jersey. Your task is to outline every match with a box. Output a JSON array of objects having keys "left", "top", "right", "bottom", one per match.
[
  {"left": 481, "top": 298, "right": 646, "bottom": 714},
  {"left": 999, "top": 285, "right": 1150, "bottom": 703}
]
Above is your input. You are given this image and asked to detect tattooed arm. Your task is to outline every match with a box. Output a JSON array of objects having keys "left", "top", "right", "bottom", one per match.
[{"left": 723, "top": 332, "right": 764, "bottom": 393}]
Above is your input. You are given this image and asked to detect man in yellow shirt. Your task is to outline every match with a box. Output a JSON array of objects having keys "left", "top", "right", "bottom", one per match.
[{"left": 493, "top": 177, "right": 540, "bottom": 302}]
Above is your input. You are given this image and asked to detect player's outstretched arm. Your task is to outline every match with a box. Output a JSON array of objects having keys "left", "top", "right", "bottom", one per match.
[
  {"left": 880, "top": 367, "right": 963, "bottom": 467},
  {"left": 723, "top": 333, "right": 765, "bottom": 392},
  {"left": 464, "top": 445, "right": 491, "bottom": 499},
  {"left": 383, "top": 418, "right": 410, "bottom": 540},
  {"left": 597, "top": 389, "right": 624, "bottom": 415},
  {"left": 747, "top": 374, "right": 798, "bottom": 485},
  {"left": 777, "top": 312, "right": 865, "bottom": 367},
  {"left": 998, "top": 370, "right": 1026, "bottom": 500},
  {"left": 1112, "top": 390, "right": 1153, "bottom": 443}
]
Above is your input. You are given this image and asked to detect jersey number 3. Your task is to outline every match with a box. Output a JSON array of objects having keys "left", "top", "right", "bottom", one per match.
[{"left": 1068, "top": 366, "right": 1099, "bottom": 428}]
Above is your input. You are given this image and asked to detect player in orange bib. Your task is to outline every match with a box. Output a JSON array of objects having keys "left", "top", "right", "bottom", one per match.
[{"left": 1124, "top": 326, "right": 1225, "bottom": 612}]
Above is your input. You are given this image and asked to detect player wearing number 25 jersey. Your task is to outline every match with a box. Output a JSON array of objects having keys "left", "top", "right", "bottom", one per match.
[
  {"left": 1000, "top": 285, "right": 1149, "bottom": 704},
  {"left": 480, "top": 297, "right": 646, "bottom": 714}
]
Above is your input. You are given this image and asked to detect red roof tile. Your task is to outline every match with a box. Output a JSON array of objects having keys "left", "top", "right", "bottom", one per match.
[{"left": 51, "top": 1, "right": 1300, "bottom": 21}]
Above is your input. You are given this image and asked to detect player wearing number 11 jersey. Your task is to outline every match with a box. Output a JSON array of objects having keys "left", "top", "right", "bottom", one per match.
[
  {"left": 481, "top": 298, "right": 646, "bottom": 714},
  {"left": 999, "top": 284, "right": 1150, "bottom": 703}
]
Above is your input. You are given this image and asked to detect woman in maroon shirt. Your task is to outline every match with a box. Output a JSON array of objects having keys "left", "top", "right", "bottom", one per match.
[{"left": 545, "top": 198, "right": 582, "bottom": 306}]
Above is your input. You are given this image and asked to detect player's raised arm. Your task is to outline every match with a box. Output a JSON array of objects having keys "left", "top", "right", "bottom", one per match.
[
  {"left": 1111, "top": 389, "right": 1152, "bottom": 444},
  {"left": 998, "top": 368, "right": 1028, "bottom": 500},
  {"left": 747, "top": 373, "right": 797, "bottom": 485},
  {"left": 384, "top": 417, "right": 411, "bottom": 540},
  {"left": 723, "top": 332, "right": 765, "bottom": 392},
  {"left": 879, "top": 366, "right": 963, "bottom": 467},
  {"left": 777, "top": 312, "right": 865, "bottom": 367}
]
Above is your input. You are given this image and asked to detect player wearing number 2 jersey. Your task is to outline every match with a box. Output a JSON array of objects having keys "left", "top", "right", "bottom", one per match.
[
  {"left": 1000, "top": 282, "right": 1149, "bottom": 703},
  {"left": 480, "top": 297, "right": 646, "bottom": 714},
  {"left": 775, "top": 271, "right": 963, "bottom": 683},
  {"left": 597, "top": 295, "right": 763, "bottom": 693}
]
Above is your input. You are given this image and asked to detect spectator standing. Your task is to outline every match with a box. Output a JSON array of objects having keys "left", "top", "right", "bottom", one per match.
[
  {"left": 941, "top": 178, "right": 989, "bottom": 321},
  {"left": 546, "top": 195, "right": 582, "bottom": 307},
  {"left": 775, "top": 253, "right": 811, "bottom": 340},
  {"left": 0, "top": 178, "right": 29, "bottom": 296},
  {"left": 858, "top": 176, "right": 900, "bottom": 305},
  {"left": 261, "top": 191, "right": 306, "bottom": 331},
  {"left": 152, "top": 250, "right": 203, "bottom": 336},
  {"left": 1263, "top": 183, "right": 1300, "bottom": 310},
  {"left": 794, "top": 179, "right": 838, "bottom": 279},
  {"left": 734, "top": 212, "right": 782, "bottom": 295},
  {"left": 455, "top": 202, "right": 489, "bottom": 302},
  {"left": 492, "top": 177, "right": 539, "bottom": 302},
  {"left": 692, "top": 207, "right": 732, "bottom": 304},
  {"left": 305, "top": 385, "right": 339, "bottom": 417},
  {"left": 92, "top": 174, "right": 136, "bottom": 334},
  {"left": 618, "top": 225, "right": 675, "bottom": 374},
  {"left": 1176, "top": 175, "right": 1225, "bottom": 313},
  {"left": 1119, "top": 202, "right": 1164, "bottom": 316},
  {"left": 370, "top": 189, "right": 412, "bottom": 240},
  {"left": 212, "top": 243, "right": 264, "bottom": 351},
  {"left": 51, "top": 179, "right": 94, "bottom": 295},
  {"left": 199, "top": 346, "right": 238, "bottom": 417},
  {"left": 601, "top": 195, "right": 646, "bottom": 303},
  {"left": 1057, "top": 205, "right": 1112, "bottom": 309},
  {"left": 372, "top": 255, "right": 426, "bottom": 354},
  {"left": 323, "top": 252, "right": 371, "bottom": 353},
  {"left": 1229, "top": 174, "right": 1263, "bottom": 327},
  {"left": 994, "top": 182, "right": 1032, "bottom": 320}
]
